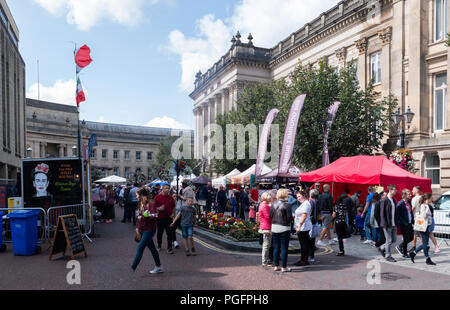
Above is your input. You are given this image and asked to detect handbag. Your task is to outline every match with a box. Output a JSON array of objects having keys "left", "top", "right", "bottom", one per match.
[
  {"left": 413, "top": 213, "right": 428, "bottom": 232},
  {"left": 309, "top": 224, "right": 320, "bottom": 238}
]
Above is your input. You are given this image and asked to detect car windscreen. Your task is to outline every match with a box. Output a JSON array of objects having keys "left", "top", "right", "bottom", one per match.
[{"left": 435, "top": 195, "right": 450, "bottom": 210}]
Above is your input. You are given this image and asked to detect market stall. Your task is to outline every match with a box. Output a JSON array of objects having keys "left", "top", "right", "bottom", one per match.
[
  {"left": 298, "top": 155, "right": 432, "bottom": 203},
  {"left": 256, "top": 165, "right": 304, "bottom": 184},
  {"left": 94, "top": 175, "right": 127, "bottom": 184},
  {"left": 227, "top": 164, "right": 272, "bottom": 186},
  {"left": 212, "top": 169, "right": 241, "bottom": 188},
  {"left": 170, "top": 174, "right": 196, "bottom": 187}
]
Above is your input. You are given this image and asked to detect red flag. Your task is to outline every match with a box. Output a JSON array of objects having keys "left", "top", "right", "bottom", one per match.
[
  {"left": 76, "top": 77, "right": 85, "bottom": 107},
  {"left": 75, "top": 45, "right": 93, "bottom": 73}
]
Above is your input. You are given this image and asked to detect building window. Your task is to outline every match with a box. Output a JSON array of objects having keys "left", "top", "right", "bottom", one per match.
[
  {"left": 136, "top": 151, "right": 141, "bottom": 160},
  {"left": 113, "top": 150, "right": 119, "bottom": 160},
  {"left": 113, "top": 167, "right": 119, "bottom": 175},
  {"left": 434, "top": 73, "right": 447, "bottom": 131},
  {"left": 370, "top": 52, "right": 381, "bottom": 85},
  {"left": 90, "top": 148, "right": 97, "bottom": 159},
  {"left": 0, "top": 7, "right": 7, "bottom": 26},
  {"left": 425, "top": 153, "right": 440, "bottom": 185},
  {"left": 125, "top": 151, "right": 130, "bottom": 160},
  {"left": 147, "top": 152, "right": 153, "bottom": 161},
  {"left": 102, "top": 149, "right": 108, "bottom": 159},
  {"left": 125, "top": 167, "right": 131, "bottom": 178},
  {"left": 435, "top": 0, "right": 448, "bottom": 42}
]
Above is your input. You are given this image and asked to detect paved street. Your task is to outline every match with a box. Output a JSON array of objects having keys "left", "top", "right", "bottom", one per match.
[{"left": 1, "top": 205, "right": 450, "bottom": 290}]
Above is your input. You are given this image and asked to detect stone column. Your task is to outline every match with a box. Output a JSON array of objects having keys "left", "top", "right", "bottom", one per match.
[
  {"left": 355, "top": 37, "right": 367, "bottom": 90},
  {"left": 228, "top": 86, "right": 234, "bottom": 112},
  {"left": 59, "top": 144, "right": 64, "bottom": 157},
  {"left": 408, "top": 0, "right": 429, "bottom": 139},
  {"left": 222, "top": 88, "right": 229, "bottom": 115},
  {"left": 335, "top": 47, "right": 346, "bottom": 68},
  {"left": 40, "top": 142, "right": 47, "bottom": 158},
  {"left": 193, "top": 108, "right": 199, "bottom": 158},
  {"left": 215, "top": 93, "right": 222, "bottom": 118},
  {"left": 378, "top": 27, "right": 392, "bottom": 98},
  {"left": 391, "top": 1, "right": 405, "bottom": 112}
]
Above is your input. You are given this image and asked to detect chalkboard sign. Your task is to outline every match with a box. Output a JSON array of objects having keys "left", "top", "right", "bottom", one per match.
[{"left": 49, "top": 215, "right": 87, "bottom": 261}]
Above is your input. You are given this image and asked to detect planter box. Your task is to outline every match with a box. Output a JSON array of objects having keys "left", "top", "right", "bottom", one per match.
[{"left": 197, "top": 226, "right": 258, "bottom": 242}]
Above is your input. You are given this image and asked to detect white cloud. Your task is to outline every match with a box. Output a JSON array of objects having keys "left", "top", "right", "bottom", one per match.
[
  {"left": 27, "top": 79, "right": 77, "bottom": 106},
  {"left": 97, "top": 116, "right": 106, "bottom": 123},
  {"left": 145, "top": 116, "right": 191, "bottom": 130},
  {"left": 167, "top": 0, "right": 339, "bottom": 92},
  {"left": 34, "top": 0, "right": 159, "bottom": 31}
]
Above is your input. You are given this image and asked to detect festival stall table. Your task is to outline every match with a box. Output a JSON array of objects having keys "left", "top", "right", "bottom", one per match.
[
  {"left": 228, "top": 164, "right": 272, "bottom": 186},
  {"left": 256, "top": 165, "right": 304, "bottom": 184},
  {"left": 212, "top": 169, "right": 241, "bottom": 188},
  {"left": 298, "top": 155, "right": 432, "bottom": 203}
]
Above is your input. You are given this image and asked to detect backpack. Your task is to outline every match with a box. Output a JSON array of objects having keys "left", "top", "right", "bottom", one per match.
[{"left": 124, "top": 187, "right": 131, "bottom": 203}]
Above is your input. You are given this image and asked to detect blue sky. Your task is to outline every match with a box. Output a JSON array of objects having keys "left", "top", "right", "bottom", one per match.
[{"left": 7, "top": 0, "right": 337, "bottom": 129}]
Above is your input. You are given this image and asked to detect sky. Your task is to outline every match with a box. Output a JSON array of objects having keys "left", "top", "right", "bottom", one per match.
[{"left": 7, "top": 0, "right": 338, "bottom": 130}]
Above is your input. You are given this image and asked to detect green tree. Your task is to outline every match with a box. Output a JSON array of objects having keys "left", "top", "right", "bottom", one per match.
[
  {"left": 213, "top": 61, "right": 397, "bottom": 174},
  {"left": 148, "top": 136, "right": 201, "bottom": 181}
]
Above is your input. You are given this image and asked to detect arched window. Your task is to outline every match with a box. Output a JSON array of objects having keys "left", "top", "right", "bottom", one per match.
[{"left": 425, "top": 153, "right": 440, "bottom": 185}]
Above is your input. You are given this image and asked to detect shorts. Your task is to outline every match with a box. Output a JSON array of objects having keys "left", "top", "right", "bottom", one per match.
[
  {"left": 429, "top": 218, "right": 435, "bottom": 233},
  {"left": 181, "top": 225, "right": 194, "bottom": 238},
  {"left": 321, "top": 213, "right": 332, "bottom": 228}
]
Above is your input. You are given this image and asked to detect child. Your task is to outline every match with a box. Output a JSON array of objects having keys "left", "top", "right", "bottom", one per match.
[
  {"left": 171, "top": 197, "right": 197, "bottom": 256},
  {"left": 355, "top": 207, "right": 365, "bottom": 241}
]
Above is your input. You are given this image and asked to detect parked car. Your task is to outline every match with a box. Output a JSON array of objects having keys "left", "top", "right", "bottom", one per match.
[{"left": 433, "top": 191, "right": 450, "bottom": 236}]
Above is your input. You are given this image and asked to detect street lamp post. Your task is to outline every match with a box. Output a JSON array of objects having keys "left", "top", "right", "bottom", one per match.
[{"left": 392, "top": 106, "right": 415, "bottom": 149}]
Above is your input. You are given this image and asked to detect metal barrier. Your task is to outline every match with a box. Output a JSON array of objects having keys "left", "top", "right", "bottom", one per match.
[
  {"left": 47, "top": 204, "right": 87, "bottom": 239},
  {"left": 0, "top": 208, "right": 48, "bottom": 244},
  {"left": 434, "top": 209, "right": 450, "bottom": 248}
]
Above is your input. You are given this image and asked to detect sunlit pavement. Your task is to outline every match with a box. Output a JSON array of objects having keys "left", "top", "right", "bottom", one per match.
[{"left": 1, "top": 205, "right": 450, "bottom": 290}]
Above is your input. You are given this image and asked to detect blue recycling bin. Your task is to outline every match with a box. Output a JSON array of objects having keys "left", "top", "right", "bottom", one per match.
[
  {"left": 0, "top": 211, "right": 5, "bottom": 252},
  {"left": 7, "top": 210, "right": 40, "bottom": 256}
]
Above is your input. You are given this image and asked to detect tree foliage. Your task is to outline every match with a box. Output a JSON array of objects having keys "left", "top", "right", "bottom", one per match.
[{"left": 213, "top": 61, "right": 397, "bottom": 174}]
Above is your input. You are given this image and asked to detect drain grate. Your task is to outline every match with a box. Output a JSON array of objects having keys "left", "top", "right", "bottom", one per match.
[{"left": 380, "top": 272, "right": 411, "bottom": 281}]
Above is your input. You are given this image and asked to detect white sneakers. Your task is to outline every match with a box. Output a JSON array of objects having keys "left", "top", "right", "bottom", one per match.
[
  {"left": 363, "top": 240, "right": 372, "bottom": 244},
  {"left": 173, "top": 241, "right": 180, "bottom": 248},
  {"left": 150, "top": 266, "right": 164, "bottom": 274},
  {"left": 316, "top": 240, "right": 328, "bottom": 247}
]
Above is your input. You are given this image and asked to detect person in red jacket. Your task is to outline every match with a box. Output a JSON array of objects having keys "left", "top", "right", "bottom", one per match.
[
  {"left": 131, "top": 188, "right": 162, "bottom": 274},
  {"left": 258, "top": 192, "right": 273, "bottom": 267},
  {"left": 155, "top": 184, "right": 176, "bottom": 254}
]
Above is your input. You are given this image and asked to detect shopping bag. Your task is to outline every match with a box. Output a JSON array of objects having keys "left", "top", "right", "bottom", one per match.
[
  {"left": 309, "top": 223, "right": 320, "bottom": 238},
  {"left": 413, "top": 214, "right": 428, "bottom": 232}
]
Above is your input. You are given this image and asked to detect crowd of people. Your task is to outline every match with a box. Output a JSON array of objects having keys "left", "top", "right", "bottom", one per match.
[{"left": 92, "top": 180, "right": 441, "bottom": 275}]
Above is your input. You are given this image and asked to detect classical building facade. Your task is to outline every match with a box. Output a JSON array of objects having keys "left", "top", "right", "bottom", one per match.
[
  {"left": 0, "top": 0, "right": 26, "bottom": 183},
  {"left": 190, "top": 0, "right": 450, "bottom": 195},
  {"left": 26, "top": 99, "right": 194, "bottom": 181}
]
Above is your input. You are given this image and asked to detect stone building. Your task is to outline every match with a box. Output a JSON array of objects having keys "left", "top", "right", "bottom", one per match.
[
  {"left": 0, "top": 0, "right": 26, "bottom": 183},
  {"left": 26, "top": 98, "right": 193, "bottom": 181},
  {"left": 190, "top": 0, "right": 450, "bottom": 196}
]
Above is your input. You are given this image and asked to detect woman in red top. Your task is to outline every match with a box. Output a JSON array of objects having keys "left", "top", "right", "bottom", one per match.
[
  {"left": 258, "top": 192, "right": 273, "bottom": 267},
  {"left": 131, "top": 187, "right": 163, "bottom": 274}
]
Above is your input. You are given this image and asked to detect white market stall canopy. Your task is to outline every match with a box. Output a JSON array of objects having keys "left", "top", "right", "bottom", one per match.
[
  {"left": 227, "top": 164, "right": 272, "bottom": 185},
  {"left": 170, "top": 174, "right": 197, "bottom": 187},
  {"left": 94, "top": 175, "right": 127, "bottom": 184},
  {"left": 212, "top": 169, "right": 241, "bottom": 188}
]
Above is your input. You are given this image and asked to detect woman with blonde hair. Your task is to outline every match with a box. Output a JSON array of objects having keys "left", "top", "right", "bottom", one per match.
[
  {"left": 131, "top": 187, "right": 163, "bottom": 274},
  {"left": 270, "top": 188, "right": 293, "bottom": 272},
  {"left": 258, "top": 192, "right": 273, "bottom": 267}
]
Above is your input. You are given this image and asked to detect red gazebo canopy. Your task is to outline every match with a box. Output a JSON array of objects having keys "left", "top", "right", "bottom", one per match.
[{"left": 299, "top": 155, "right": 432, "bottom": 201}]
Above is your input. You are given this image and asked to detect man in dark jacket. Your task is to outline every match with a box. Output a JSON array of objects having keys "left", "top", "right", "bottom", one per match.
[
  {"left": 216, "top": 186, "right": 228, "bottom": 214},
  {"left": 239, "top": 187, "right": 250, "bottom": 220},
  {"left": 378, "top": 185, "right": 398, "bottom": 262},
  {"left": 317, "top": 184, "right": 334, "bottom": 246},
  {"left": 395, "top": 188, "right": 414, "bottom": 258}
]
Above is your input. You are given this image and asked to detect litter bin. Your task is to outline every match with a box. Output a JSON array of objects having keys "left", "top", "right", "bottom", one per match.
[
  {"left": 0, "top": 211, "right": 6, "bottom": 253},
  {"left": 7, "top": 210, "right": 40, "bottom": 256}
]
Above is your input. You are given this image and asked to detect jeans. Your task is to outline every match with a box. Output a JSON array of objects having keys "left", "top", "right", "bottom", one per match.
[
  {"left": 272, "top": 230, "right": 290, "bottom": 268},
  {"left": 231, "top": 204, "right": 238, "bottom": 218},
  {"left": 381, "top": 227, "right": 397, "bottom": 257},
  {"left": 157, "top": 218, "right": 173, "bottom": 250},
  {"left": 364, "top": 215, "right": 372, "bottom": 241},
  {"left": 297, "top": 231, "right": 312, "bottom": 262},
  {"left": 371, "top": 227, "right": 380, "bottom": 242},
  {"left": 261, "top": 232, "right": 272, "bottom": 265},
  {"left": 416, "top": 227, "right": 431, "bottom": 259},
  {"left": 357, "top": 227, "right": 365, "bottom": 239},
  {"left": 132, "top": 230, "right": 160, "bottom": 270},
  {"left": 399, "top": 224, "right": 413, "bottom": 255},
  {"left": 335, "top": 222, "right": 348, "bottom": 253},
  {"left": 375, "top": 228, "right": 385, "bottom": 248}
]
